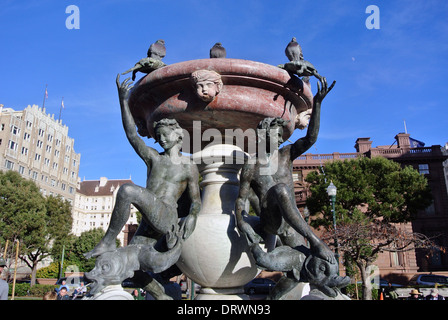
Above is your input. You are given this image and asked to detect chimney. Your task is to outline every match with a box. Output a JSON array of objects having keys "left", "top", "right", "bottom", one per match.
[
  {"left": 395, "top": 133, "right": 410, "bottom": 149},
  {"left": 355, "top": 138, "right": 372, "bottom": 154},
  {"left": 99, "top": 177, "right": 108, "bottom": 187}
]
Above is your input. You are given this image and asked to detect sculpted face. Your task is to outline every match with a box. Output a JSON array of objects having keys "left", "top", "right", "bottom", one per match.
[
  {"left": 195, "top": 80, "right": 219, "bottom": 102},
  {"left": 156, "top": 126, "right": 178, "bottom": 150},
  {"left": 153, "top": 118, "right": 184, "bottom": 151},
  {"left": 266, "top": 125, "right": 284, "bottom": 148},
  {"left": 191, "top": 70, "right": 223, "bottom": 102},
  {"left": 85, "top": 252, "right": 125, "bottom": 295},
  {"left": 256, "top": 117, "right": 288, "bottom": 153}
]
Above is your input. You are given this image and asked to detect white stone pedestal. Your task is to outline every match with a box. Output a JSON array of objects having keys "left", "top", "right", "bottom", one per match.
[
  {"left": 85, "top": 285, "right": 134, "bottom": 300},
  {"left": 176, "top": 144, "right": 259, "bottom": 299}
]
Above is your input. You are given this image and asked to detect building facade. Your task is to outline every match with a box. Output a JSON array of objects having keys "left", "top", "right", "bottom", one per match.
[
  {"left": 73, "top": 177, "right": 139, "bottom": 246},
  {"left": 293, "top": 133, "right": 448, "bottom": 278},
  {"left": 0, "top": 104, "right": 80, "bottom": 203}
]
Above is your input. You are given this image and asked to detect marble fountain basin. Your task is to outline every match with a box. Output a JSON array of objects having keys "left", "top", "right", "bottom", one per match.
[{"left": 128, "top": 58, "right": 313, "bottom": 150}]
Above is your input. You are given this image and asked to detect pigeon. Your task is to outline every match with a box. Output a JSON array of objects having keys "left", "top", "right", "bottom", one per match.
[
  {"left": 285, "top": 37, "right": 303, "bottom": 62},
  {"left": 281, "top": 37, "right": 324, "bottom": 84},
  {"left": 121, "top": 39, "right": 167, "bottom": 80},
  {"left": 210, "top": 42, "right": 226, "bottom": 58},
  {"left": 147, "top": 39, "right": 166, "bottom": 61}
]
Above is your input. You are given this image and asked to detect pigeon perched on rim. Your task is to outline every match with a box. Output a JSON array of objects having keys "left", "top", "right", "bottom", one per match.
[
  {"left": 210, "top": 42, "right": 226, "bottom": 58},
  {"left": 147, "top": 39, "right": 166, "bottom": 61},
  {"left": 285, "top": 37, "right": 303, "bottom": 62},
  {"left": 280, "top": 37, "right": 327, "bottom": 85},
  {"left": 121, "top": 39, "right": 167, "bottom": 80}
]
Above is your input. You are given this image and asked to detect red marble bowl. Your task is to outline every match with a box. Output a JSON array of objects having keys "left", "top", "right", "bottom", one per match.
[{"left": 128, "top": 58, "right": 313, "bottom": 151}]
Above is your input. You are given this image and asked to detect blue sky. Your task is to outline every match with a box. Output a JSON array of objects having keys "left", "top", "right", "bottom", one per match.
[{"left": 1, "top": 0, "right": 447, "bottom": 187}]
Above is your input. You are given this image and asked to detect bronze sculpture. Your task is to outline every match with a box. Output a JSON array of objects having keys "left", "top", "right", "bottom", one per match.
[
  {"left": 235, "top": 77, "right": 335, "bottom": 262},
  {"left": 121, "top": 39, "right": 167, "bottom": 81},
  {"left": 280, "top": 36, "right": 324, "bottom": 83},
  {"left": 234, "top": 75, "right": 350, "bottom": 299},
  {"left": 84, "top": 36, "right": 350, "bottom": 300},
  {"left": 85, "top": 75, "right": 201, "bottom": 259},
  {"left": 86, "top": 219, "right": 187, "bottom": 299}
]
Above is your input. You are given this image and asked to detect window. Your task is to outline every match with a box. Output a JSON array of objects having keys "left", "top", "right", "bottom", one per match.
[
  {"left": 5, "top": 160, "right": 14, "bottom": 169},
  {"left": 292, "top": 170, "right": 303, "bottom": 182},
  {"left": 418, "top": 164, "right": 429, "bottom": 174},
  {"left": 8, "top": 140, "right": 17, "bottom": 151},
  {"left": 11, "top": 125, "right": 20, "bottom": 135}
]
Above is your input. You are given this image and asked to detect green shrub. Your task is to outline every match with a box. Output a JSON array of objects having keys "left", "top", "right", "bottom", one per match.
[
  {"left": 30, "top": 284, "right": 57, "bottom": 297},
  {"left": 9, "top": 283, "right": 30, "bottom": 296},
  {"left": 8, "top": 283, "right": 57, "bottom": 297},
  {"left": 36, "top": 262, "right": 60, "bottom": 278},
  {"left": 36, "top": 260, "right": 78, "bottom": 278}
]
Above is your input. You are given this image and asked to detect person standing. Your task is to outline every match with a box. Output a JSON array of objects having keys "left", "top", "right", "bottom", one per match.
[{"left": 0, "top": 258, "right": 9, "bottom": 300}]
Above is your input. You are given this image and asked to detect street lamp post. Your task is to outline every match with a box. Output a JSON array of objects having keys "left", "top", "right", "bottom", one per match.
[{"left": 326, "top": 181, "right": 339, "bottom": 274}]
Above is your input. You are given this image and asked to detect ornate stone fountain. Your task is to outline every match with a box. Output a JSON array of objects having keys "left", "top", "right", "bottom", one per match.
[
  {"left": 127, "top": 58, "right": 312, "bottom": 299},
  {"left": 84, "top": 39, "right": 350, "bottom": 300}
]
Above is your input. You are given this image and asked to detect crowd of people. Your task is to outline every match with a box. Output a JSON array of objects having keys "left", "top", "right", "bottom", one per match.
[
  {"left": 406, "top": 288, "right": 445, "bottom": 300},
  {"left": 383, "top": 281, "right": 445, "bottom": 300},
  {"left": 42, "top": 280, "right": 88, "bottom": 300}
]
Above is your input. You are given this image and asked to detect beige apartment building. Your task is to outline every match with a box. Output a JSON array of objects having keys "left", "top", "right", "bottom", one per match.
[
  {"left": 0, "top": 104, "right": 80, "bottom": 204},
  {"left": 73, "top": 177, "right": 139, "bottom": 246}
]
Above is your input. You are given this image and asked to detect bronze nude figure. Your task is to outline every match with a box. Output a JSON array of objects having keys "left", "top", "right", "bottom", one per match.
[
  {"left": 85, "top": 75, "right": 201, "bottom": 259},
  {"left": 235, "top": 77, "right": 336, "bottom": 262}
]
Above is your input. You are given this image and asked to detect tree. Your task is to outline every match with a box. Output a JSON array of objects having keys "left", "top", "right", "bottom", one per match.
[
  {"left": 61, "top": 228, "right": 120, "bottom": 273},
  {"left": 0, "top": 171, "right": 72, "bottom": 285},
  {"left": 68, "top": 228, "right": 106, "bottom": 272},
  {"left": 0, "top": 170, "right": 46, "bottom": 282},
  {"left": 305, "top": 156, "right": 433, "bottom": 300}
]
